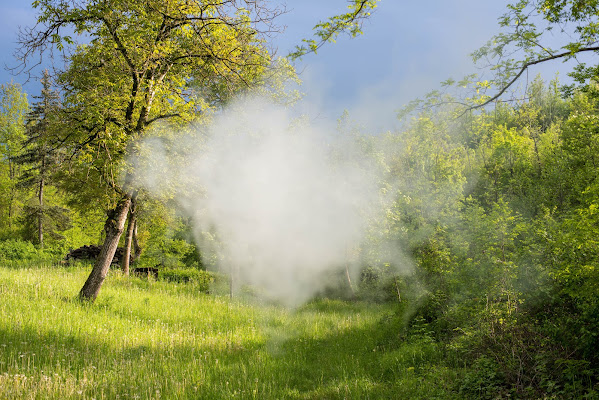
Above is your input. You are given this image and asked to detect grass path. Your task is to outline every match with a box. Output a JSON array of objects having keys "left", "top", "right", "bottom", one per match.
[{"left": 0, "top": 265, "right": 459, "bottom": 399}]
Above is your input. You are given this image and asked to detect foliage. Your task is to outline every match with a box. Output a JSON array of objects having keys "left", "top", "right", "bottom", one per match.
[
  {"left": 288, "top": 0, "right": 380, "bottom": 60},
  {"left": 19, "top": 0, "right": 285, "bottom": 192},
  {"left": 458, "top": 356, "right": 505, "bottom": 399},
  {"left": 0, "top": 239, "right": 41, "bottom": 261},
  {"left": 469, "top": 0, "right": 599, "bottom": 105},
  {"left": 402, "top": 0, "right": 599, "bottom": 115},
  {"left": 1, "top": 74, "right": 599, "bottom": 397},
  {"left": 15, "top": 0, "right": 301, "bottom": 300},
  {"left": 389, "top": 78, "right": 599, "bottom": 398},
  {"left": 1, "top": 0, "right": 599, "bottom": 397},
  {"left": 135, "top": 203, "right": 201, "bottom": 270},
  {"left": 0, "top": 82, "right": 29, "bottom": 236},
  {"left": 159, "top": 268, "right": 214, "bottom": 293}
]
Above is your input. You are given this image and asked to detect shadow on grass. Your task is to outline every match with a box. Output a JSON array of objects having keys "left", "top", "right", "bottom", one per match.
[
  {"left": 0, "top": 318, "right": 269, "bottom": 398},
  {"left": 258, "top": 302, "right": 459, "bottom": 399},
  {"left": 0, "top": 297, "right": 458, "bottom": 399}
]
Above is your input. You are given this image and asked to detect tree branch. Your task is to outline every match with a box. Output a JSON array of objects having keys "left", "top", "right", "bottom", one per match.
[{"left": 469, "top": 45, "right": 599, "bottom": 111}]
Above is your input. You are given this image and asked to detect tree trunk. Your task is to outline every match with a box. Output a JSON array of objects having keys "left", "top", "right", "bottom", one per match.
[
  {"left": 121, "top": 200, "right": 136, "bottom": 276},
  {"left": 7, "top": 157, "right": 15, "bottom": 230},
  {"left": 132, "top": 219, "right": 142, "bottom": 262},
  {"left": 345, "top": 245, "right": 355, "bottom": 296},
  {"left": 345, "top": 261, "right": 355, "bottom": 296},
  {"left": 394, "top": 277, "right": 402, "bottom": 303},
  {"left": 79, "top": 195, "right": 131, "bottom": 302},
  {"left": 38, "top": 177, "right": 44, "bottom": 249}
]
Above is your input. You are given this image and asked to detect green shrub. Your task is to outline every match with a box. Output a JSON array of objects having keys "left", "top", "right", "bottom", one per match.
[
  {"left": 0, "top": 239, "right": 69, "bottom": 266},
  {"left": 458, "top": 356, "right": 505, "bottom": 399},
  {"left": 0, "top": 239, "right": 40, "bottom": 261},
  {"left": 356, "top": 265, "right": 402, "bottom": 303},
  {"left": 158, "top": 268, "right": 214, "bottom": 293}
]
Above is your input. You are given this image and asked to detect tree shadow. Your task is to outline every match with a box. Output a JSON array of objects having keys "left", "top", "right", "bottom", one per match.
[{"left": 0, "top": 298, "right": 450, "bottom": 399}]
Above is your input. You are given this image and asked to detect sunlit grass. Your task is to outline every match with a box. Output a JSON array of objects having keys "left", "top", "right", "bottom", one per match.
[{"left": 0, "top": 264, "right": 461, "bottom": 399}]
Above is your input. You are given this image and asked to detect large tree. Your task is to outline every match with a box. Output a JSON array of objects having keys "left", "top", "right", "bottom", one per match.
[
  {"left": 0, "top": 82, "right": 29, "bottom": 235},
  {"left": 18, "top": 0, "right": 285, "bottom": 301}
]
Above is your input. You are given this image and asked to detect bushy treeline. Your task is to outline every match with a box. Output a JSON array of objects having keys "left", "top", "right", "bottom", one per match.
[{"left": 363, "top": 77, "right": 599, "bottom": 398}]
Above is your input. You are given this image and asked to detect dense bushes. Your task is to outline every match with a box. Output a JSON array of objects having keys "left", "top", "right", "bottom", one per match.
[
  {"left": 0, "top": 239, "right": 40, "bottom": 261},
  {"left": 378, "top": 79, "right": 599, "bottom": 398},
  {"left": 158, "top": 268, "right": 215, "bottom": 293},
  {"left": 0, "top": 239, "right": 60, "bottom": 265}
]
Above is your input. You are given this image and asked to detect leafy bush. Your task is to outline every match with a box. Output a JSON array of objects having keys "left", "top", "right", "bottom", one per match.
[
  {"left": 158, "top": 268, "right": 214, "bottom": 293},
  {"left": 137, "top": 213, "right": 203, "bottom": 270},
  {"left": 0, "top": 239, "right": 52, "bottom": 265},
  {"left": 458, "top": 356, "right": 505, "bottom": 399},
  {"left": 0, "top": 239, "right": 71, "bottom": 266},
  {"left": 356, "top": 265, "right": 402, "bottom": 303}
]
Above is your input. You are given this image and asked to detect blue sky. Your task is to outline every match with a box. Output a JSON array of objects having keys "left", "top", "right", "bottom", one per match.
[
  {"left": 274, "top": 0, "right": 510, "bottom": 129},
  {"left": 0, "top": 1, "right": 571, "bottom": 129}
]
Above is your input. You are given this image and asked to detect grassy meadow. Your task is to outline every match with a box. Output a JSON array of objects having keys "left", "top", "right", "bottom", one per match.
[{"left": 0, "top": 264, "right": 462, "bottom": 399}]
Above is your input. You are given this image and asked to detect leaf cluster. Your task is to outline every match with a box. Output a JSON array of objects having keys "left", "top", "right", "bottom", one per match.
[{"left": 288, "top": 0, "right": 379, "bottom": 60}]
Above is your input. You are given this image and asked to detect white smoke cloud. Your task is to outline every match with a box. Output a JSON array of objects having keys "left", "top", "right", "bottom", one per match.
[{"left": 133, "top": 95, "right": 399, "bottom": 305}]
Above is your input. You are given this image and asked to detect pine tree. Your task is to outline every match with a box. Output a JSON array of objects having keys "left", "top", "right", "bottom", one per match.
[{"left": 15, "top": 70, "right": 70, "bottom": 248}]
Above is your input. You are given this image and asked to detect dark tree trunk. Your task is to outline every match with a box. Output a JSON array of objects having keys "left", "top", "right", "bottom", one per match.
[
  {"left": 79, "top": 195, "right": 131, "bottom": 302},
  {"left": 38, "top": 177, "right": 44, "bottom": 249},
  {"left": 7, "top": 157, "right": 16, "bottom": 229},
  {"left": 121, "top": 200, "right": 136, "bottom": 276},
  {"left": 132, "top": 219, "right": 142, "bottom": 262}
]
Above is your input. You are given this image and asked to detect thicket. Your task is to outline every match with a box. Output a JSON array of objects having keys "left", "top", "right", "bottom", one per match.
[{"left": 368, "top": 77, "right": 599, "bottom": 398}]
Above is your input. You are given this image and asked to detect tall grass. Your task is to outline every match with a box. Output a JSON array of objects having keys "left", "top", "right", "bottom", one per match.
[{"left": 0, "top": 264, "right": 461, "bottom": 399}]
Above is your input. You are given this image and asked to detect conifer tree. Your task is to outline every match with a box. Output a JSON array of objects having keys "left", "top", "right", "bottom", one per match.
[{"left": 16, "top": 70, "right": 70, "bottom": 248}]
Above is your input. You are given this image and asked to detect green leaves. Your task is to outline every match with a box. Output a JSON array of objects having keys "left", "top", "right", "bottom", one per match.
[
  {"left": 416, "top": 0, "right": 599, "bottom": 115},
  {"left": 0, "top": 83, "right": 29, "bottom": 236},
  {"left": 20, "top": 0, "right": 288, "bottom": 203},
  {"left": 288, "top": 0, "right": 379, "bottom": 60},
  {"left": 388, "top": 74, "right": 599, "bottom": 395}
]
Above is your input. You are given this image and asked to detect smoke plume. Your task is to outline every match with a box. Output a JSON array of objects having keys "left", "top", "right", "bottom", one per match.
[{"left": 133, "top": 96, "right": 397, "bottom": 305}]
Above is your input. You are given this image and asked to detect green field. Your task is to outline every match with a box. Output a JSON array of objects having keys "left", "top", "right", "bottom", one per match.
[{"left": 0, "top": 265, "right": 460, "bottom": 399}]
